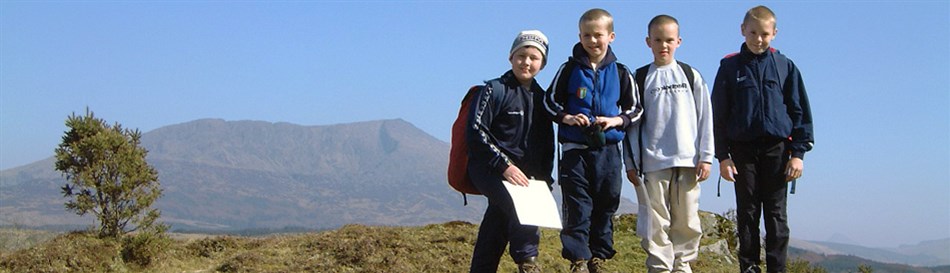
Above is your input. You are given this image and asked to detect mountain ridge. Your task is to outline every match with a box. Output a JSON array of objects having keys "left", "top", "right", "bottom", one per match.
[
  {"left": 0, "top": 118, "right": 485, "bottom": 230},
  {"left": 790, "top": 238, "right": 950, "bottom": 267}
]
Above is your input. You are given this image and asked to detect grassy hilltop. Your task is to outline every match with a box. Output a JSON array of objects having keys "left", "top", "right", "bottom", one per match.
[{"left": 0, "top": 213, "right": 829, "bottom": 273}]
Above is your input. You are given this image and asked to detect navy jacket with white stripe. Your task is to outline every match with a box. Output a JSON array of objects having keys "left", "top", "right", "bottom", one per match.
[
  {"left": 712, "top": 44, "right": 814, "bottom": 160},
  {"left": 466, "top": 71, "right": 555, "bottom": 182}
]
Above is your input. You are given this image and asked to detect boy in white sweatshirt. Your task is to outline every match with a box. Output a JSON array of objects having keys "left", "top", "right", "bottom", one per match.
[{"left": 622, "top": 15, "right": 714, "bottom": 273}]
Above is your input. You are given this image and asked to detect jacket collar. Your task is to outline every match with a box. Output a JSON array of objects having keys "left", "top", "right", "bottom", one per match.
[
  {"left": 740, "top": 43, "right": 774, "bottom": 60},
  {"left": 500, "top": 70, "right": 540, "bottom": 91},
  {"left": 571, "top": 42, "right": 617, "bottom": 70}
]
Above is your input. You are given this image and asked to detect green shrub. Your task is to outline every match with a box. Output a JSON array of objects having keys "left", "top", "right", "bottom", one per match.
[
  {"left": 217, "top": 251, "right": 265, "bottom": 273},
  {"left": 186, "top": 236, "right": 241, "bottom": 258},
  {"left": 121, "top": 230, "right": 170, "bottom": 267}
]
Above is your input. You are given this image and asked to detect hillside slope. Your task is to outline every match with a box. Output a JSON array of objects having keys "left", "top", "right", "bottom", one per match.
[
  {"left": 0, "top": 213, "right": 746, "bottom": 273},
  {"left": 0, "top": 119, "right": 486, "bottom": 230}
]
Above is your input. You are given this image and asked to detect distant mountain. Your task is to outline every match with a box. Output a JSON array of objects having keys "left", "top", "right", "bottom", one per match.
[
  {"left": 889, "top": 238, "right": 950, "bottom": 266},
  {"left": 0, "top": 118, "right": 634, "bottom": 231},
  {"left": 788, "top": 247, "right": 950, "bottom": 273},
  {"left": 790, "top": 238, "right": 844, "bottom": 255},
  {"left": 790, "top": 238, "right": 950, "bottom": 268},
  {"left": 1, "top": 119, "right": 486, "bottom": 230}
]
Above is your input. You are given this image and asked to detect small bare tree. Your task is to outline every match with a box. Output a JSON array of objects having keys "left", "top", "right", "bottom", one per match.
[{"left": 54, "top": 109, "right": 165, "bottom": 238}]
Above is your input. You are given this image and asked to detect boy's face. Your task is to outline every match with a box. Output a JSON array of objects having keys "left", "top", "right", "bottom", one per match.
[
  {"left": 579, "top": 18, "right": 615, "bottom": 60},
  {"left": 741, "top": 18, "right": 777, "bottom": 54},
  {"left": 509, "top": 46, "right": 544, "bottom": 85},
  {"left": 646, "top": 22, "right": 681, "bottom": 66}
]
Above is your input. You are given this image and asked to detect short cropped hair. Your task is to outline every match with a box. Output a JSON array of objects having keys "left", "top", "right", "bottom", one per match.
[
  {"left": 647, "top": 15, "right": 679, "bottom": 36},
  {"left": 743, "top": 5, "right": 777, "bottom": 28},
  {"left": 580, "top": 8, "right": 614, "bottom": 32}
]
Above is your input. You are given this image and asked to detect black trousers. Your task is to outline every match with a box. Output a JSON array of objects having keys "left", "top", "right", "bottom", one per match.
[
  {"left": 468, "top": 170, "right": 539, "bottom": 273},
  {"left": 731, "top": 139, "right": 789, "bottom": 273}
]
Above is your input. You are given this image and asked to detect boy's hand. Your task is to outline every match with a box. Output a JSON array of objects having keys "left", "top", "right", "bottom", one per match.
[
  {"left": 626, "top": 170, "right": 641, "bottom": 187},
  {"left": 696, "top": 162, "right": 712, "bottom": 182},
  {"left": 719, "top": 159, "right": 738, "bottom": 182},
  {"left": 503, "top": 165, "right": 530, "bottom": 187},
  {"left": 785, "top": 157, "right": 804, "bottom": 182},
  {"left": 594, "top": 116, "right": 624, "bottom": 130},
  {"left": 562, "top": 114, "right": 591, "bottom": 127}
]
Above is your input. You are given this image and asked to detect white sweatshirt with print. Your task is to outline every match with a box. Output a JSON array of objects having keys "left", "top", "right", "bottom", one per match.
[{"left": 623, "top": 61, "right": 714, "bottom": 174}]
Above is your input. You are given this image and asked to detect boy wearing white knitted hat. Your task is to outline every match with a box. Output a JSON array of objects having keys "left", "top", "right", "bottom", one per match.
[{"left": 467, "top": 30, "right": 554, "bottom": 273}]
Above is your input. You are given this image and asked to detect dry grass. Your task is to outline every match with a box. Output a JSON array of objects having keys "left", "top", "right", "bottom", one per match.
[
  {"left": 0, "top": 228, "right": 58, "bottom": 253},
  {"left": 1, "top": 213, "right": 825, "bottom": 273}
]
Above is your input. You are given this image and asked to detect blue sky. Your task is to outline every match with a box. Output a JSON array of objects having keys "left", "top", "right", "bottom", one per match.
[{"left": 1, "top": 1, "right": 947, "bottom": 248}]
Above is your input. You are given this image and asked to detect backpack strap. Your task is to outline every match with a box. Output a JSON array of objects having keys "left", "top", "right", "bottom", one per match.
[
  {"left": 676, "top": 61, "right": 696, "bottom": 94},
  {"left": 632, "top": 64, "right": 650, "bottom": 175},
  {"left": 634, "top": 64, "right": 650, "bottom": 101},
  {"left": 484, "top": 79, "right": 506, "bottom": 97},
  {"left": 772, "top": 50, "right": 789, "bottom": 91}
]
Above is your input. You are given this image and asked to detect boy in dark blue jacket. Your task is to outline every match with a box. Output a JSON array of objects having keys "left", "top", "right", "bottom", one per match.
[
  {"left": 543, "top": 8, "right": 639, "bottom": 273},
  {"left": 711, "top": 5, "right": 814, "bottom": 273},
  {"left": 467, "top": 30, "right": 555, "bottom": 273}
]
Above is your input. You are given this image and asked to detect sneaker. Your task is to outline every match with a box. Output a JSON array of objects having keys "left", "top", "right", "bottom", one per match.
[
  {"left": 588, "top": 257, "right": 605, "bottom": 273},
  {"left": 518, "top": 256, "right": 542, "bottom": 273},
  {"left": 570, "top": 260, "right": 589, "bottom": 273}
]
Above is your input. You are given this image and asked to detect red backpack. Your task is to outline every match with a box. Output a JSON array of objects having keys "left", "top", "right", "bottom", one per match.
[{"left": 447, "top": 85, "right": 483, "bottom": 198}]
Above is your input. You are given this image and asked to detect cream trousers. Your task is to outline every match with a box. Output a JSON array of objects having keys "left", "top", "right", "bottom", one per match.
[{"left": 634, "top": 167, "right": 703, "bottom": 273}]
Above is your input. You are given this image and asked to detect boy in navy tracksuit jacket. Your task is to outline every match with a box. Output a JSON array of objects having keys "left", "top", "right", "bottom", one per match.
[
  {"left": 544, "top": 9, "right": 639, "bottom": 272},
  {"left": 467, "top": 30, "right": 554, "bottom": 273},
  {"left": 712, "top": 6, "right": 814, "bottom": 273}
]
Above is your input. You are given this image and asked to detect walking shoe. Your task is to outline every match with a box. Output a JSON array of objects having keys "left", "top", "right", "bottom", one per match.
[
  {"left": 742, "top": 265, "right": 762, "bottom": 273},
  {"left": 518, "top": 256, "right": 542, "bottom": 273},
  {"left": 570, "top": 260, "right": 589, "bottom": 273},
  {"left": 588, "top": 257, "right": 605, "bottom": 273}
]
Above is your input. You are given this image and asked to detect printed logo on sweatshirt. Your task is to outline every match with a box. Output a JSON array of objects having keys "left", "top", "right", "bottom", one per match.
[
  {"left": 507, "top": 110, "right": 524, "bottom": 116},
  {"left": 576, "top": 87, "right": 587, "bottom": 99},
  {"left": 649, "top": 83, "right": 689, "bottom": 95}
]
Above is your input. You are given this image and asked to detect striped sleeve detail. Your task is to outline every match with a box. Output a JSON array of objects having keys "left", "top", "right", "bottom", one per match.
[
  {"left": 543, "top": 63, "right": 568, "bottom": 118},
  {"left": 471, "top": 83, "right": 512, "bottom": 170}
]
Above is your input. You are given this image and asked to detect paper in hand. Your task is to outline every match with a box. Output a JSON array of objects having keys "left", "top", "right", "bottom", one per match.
[{"left": 502, "top": 179, "right": 562, "bottom": 229}]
